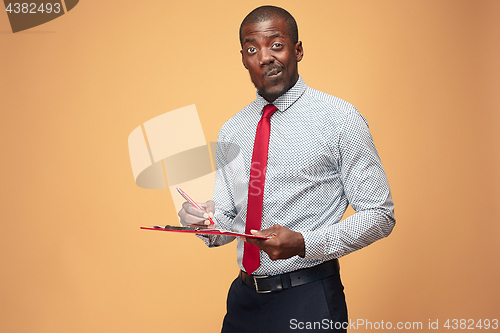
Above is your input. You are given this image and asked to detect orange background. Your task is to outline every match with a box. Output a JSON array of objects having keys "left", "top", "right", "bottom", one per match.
[{"left": 1, "top": 0, "right": 499, "bottom": 332}]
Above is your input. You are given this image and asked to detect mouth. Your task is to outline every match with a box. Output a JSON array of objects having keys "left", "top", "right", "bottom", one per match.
[{"left": 264, "top": 66, "right": 283, "bottom": 78}]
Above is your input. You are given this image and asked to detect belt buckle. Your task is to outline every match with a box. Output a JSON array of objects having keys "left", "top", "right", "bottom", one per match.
[{"left": 253, "top": 275, "right": 271, "bottom": 293}]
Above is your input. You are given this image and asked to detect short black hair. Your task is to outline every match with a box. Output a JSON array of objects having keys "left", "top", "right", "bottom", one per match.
[{"left": 239, "top": 6, "right": 299, "bottom": 47}]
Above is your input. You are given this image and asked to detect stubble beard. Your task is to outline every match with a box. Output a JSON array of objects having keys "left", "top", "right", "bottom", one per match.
[{"left": 254, "top": 65, "right": 296, "bottom": 102}]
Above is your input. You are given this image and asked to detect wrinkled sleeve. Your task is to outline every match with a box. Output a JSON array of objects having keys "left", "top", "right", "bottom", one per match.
[{"left": 301, "top": 109, "right": 395, "bottom": 260}]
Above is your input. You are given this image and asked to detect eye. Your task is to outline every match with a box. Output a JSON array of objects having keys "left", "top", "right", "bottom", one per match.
[
  {"left": 247, "top": 46, "right": 257, "bottom": 54},
  {"left": 271, "top": 42, "right": 283, "bottom": 50}
]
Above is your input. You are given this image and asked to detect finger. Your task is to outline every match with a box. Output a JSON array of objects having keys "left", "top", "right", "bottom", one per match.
[
  {"left": 245, "top": 237, "right": 264, "bottom": 246},
  {"left": 185, "top": 220, "right": 210, "bottom": 226},
  {"left": 182, "top": 201, "right": 210, "bottom": 219},
  {"left": 198, "top": 201, "right": 216, "bottom": 218},
  {"left": 179, "top": 212, "right": 207, "bottom": 225},
  {"left": 250, "top": 229, "right": 275, "bottom": 237},
  {"left": 188, "top": 220, "right": 212, "bottom": 227},
  {"left": 179, "top": 219, "right": 207, "bottom": 228}
]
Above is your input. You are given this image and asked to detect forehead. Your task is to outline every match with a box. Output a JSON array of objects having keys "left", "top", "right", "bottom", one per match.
[{"left": 241, "top": 17, "right": 290, "bottom": 42}]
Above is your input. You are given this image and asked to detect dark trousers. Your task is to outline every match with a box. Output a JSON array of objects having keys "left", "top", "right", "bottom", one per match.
[{"left": 221, "top": 269, "right": 348, "bottom": 333}]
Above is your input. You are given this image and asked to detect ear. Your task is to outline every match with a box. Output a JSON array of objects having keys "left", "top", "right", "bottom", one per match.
[
  {"left": 240, "top": 49, "right": 248, "bottom": 69},
  {"left": 295, "top": 41, "right": 304, "bottom": 62}
]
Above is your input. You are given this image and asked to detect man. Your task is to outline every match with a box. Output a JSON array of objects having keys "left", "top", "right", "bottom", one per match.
[{"left": 178, "top": 5, "right": 395, "bottom": 333}]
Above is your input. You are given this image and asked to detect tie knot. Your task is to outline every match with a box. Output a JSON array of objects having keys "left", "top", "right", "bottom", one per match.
[{"left": 262, "top": 104, "right": 278, "bottom": 118}]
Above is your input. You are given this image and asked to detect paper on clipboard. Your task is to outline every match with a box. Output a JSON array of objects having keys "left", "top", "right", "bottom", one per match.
[{"left": 140, "top": 225, "right": 271, "bottom": 239}]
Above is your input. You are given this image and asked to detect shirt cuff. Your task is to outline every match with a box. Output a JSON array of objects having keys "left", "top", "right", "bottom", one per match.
[{"left": 300, "top": 230, "right": 327, "bottom": 261}]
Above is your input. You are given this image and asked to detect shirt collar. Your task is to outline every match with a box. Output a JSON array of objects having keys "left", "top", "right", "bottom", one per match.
[{"left": 255, "top": 75, "right": 308, "bottom": 113}]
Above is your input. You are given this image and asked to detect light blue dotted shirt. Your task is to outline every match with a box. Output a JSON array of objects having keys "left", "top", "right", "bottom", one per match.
[{"left": 201, "top": 76, "right": 395, "bottom": 276}]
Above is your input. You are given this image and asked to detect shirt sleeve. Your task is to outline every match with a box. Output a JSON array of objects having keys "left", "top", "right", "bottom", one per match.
[
  {"left": 301, "top": 109, "right": 395, "bottom": 260},
  {"left": 196, "top": 129, "right": 237, "bottom": 247}
]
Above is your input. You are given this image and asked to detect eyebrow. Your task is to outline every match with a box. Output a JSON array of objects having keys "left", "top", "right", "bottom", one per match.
[
  {"left": 243, "top": 37, "right": 256, "bottom": 44},
  {"left": 243, "top": 33, "right": 285, "bottom": 45},
  {"left": 268, "top": 33, "right": 283, "bottom": 39}
]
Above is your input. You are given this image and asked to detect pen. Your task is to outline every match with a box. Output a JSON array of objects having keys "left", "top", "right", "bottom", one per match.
[{"left": 176, "top": 187, "right": 215, "bottom": 225}]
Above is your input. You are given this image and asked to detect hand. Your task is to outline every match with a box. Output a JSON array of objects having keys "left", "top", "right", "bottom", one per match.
[
  {"left": 244, "top": 225, "right": 305, "bottom": 260},
  {"left": 177, "top": 200, "right": 215, "bottom": 228}
]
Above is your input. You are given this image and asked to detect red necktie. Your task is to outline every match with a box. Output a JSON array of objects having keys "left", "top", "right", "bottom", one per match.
[{"left": 243, "top": 104, "right": 278, "bottom": 274}]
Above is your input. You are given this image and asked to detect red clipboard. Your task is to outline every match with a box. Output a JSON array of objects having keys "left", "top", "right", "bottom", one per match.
[{"left": 140, "top": 225, "right": 270, "bottom": 239}]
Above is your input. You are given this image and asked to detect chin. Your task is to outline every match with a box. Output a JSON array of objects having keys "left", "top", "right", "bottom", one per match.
[{"left": 259, "top": 84, "right": 288, "bottom": 101}]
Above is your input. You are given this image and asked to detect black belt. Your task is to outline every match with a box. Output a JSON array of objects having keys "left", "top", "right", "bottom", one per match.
[{"left": 239, "top": 259, "right": 340, "bottom": 294}]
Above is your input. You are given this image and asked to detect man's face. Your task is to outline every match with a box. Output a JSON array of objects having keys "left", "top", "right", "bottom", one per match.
[{"left": 240, "top": 17, "right": 303, "bottom": 102}]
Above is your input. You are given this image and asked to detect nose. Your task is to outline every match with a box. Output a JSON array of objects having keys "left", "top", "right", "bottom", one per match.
[{"left": 259, "top": 48, "right": 274, "bottom": 66}]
